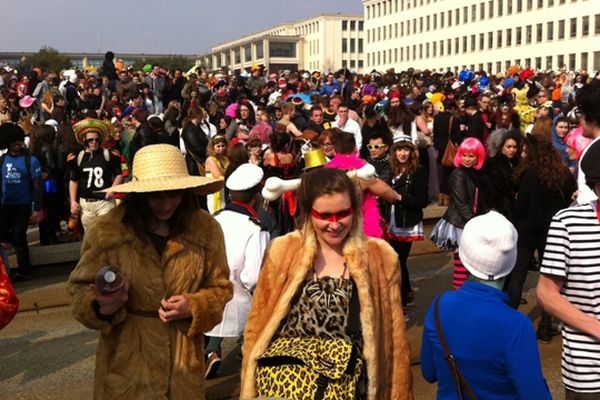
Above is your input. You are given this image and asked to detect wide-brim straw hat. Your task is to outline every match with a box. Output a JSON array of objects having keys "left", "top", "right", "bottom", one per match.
[
  {"left": 102, "top": 144, "right": 223, "bottom": 195},
  {"left": 73, "top": 118, "right": 111, "bottom": 144}
]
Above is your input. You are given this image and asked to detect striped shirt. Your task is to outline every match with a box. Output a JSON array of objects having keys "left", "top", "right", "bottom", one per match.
[{"left": 541, "top": 202, "right": 600, "bottom": 393}]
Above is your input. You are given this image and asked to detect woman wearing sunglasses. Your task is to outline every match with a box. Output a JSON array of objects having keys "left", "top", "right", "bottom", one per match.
[{"left": 240, "top": 168, "right": 413, "bottom": 400}]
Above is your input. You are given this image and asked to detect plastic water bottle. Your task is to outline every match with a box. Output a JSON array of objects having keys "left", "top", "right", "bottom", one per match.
[{"left": 95, "top": 266, "right": 125, "bottom": 295}]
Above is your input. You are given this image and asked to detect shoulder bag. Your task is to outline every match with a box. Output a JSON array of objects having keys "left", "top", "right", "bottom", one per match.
[
  {"left": 434, "top": 295, "right": 477, "bottom": 400},
  {"left": 441, "top": 117, "right": 458, "bottom": 168}
]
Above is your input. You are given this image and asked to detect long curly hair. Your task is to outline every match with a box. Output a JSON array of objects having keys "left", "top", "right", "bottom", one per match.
[
  {"left": 514, "top": 135, "right": 571, "bottom": 192},
  {"left": 389, "top": 140, "right": 419, "bottom": 176}
]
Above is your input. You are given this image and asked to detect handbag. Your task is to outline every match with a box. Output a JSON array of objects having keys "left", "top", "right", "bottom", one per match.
[
  {"left": 0, "top": 253, "right": 19, "bottom": 330},
  {"left": 255, "top": 336, "right": 363, "bottom": 400},
  {"left": 441, "top": 117, "right": 458, "bottom": 167},
  {"left": 187, "top": 151, "right": 206, "bottom": 176},
  {"left": 434, "top": 295, "right": 477, "bottom": 400}
]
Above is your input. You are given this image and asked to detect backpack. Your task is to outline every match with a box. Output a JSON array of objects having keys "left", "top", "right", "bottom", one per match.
[{"left": 76, "top": 148, "right": 110, "bottom": 166}]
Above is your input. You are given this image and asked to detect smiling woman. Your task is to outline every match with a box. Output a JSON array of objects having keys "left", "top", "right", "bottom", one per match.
[{"left": 240, "top": 168, "right": 414, "bottom": 400}]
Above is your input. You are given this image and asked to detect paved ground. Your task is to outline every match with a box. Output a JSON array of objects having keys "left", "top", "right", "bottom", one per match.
[{"left": 0, "top": 250, "right": 565, "bottom": 399}]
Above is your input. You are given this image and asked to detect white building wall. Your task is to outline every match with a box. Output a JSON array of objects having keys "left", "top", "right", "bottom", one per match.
[
  {"left": 364, "top": 0, "right": 600, "bottom": 74},
  {"left": 208, "top": 14, "right": 365, "bottom": 73}
]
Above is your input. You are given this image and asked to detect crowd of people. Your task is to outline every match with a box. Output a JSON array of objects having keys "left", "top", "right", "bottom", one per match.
[{"left": 1, "top": 50, "right": 600, "bottom": 398}]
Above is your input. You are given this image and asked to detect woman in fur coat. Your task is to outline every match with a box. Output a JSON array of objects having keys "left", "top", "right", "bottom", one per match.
[
  {"left": 68, "top": 144, "right": 233, "bottom": 400},
  {"left": 240, "top": 168, "right": 413, "bottom": 399}
]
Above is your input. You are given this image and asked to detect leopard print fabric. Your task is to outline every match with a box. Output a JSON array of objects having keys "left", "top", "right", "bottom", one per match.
[{"left": 279, "top": 276, "right": 356, "bottom": 344}]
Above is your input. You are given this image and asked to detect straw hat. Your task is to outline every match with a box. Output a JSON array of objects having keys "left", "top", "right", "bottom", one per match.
[
  {"left": 73, "top": 118, "right": 111, "bottom": 144},
  {"left": 103, "top": 144, "right": 223, "bottom": 195}
]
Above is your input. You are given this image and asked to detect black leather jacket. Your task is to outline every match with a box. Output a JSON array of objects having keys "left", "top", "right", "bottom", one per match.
[
  {"left": 385, "top": 166, "right": 429, "bottom": 228},
  {"left": 443, "top": 168, "right": 490, "bottom": 228},
  {"left": 181, "top": 122, "right": 209, "bottom": 175}
]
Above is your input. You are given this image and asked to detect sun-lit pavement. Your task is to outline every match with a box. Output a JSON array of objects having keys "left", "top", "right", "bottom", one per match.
[{"left": 0, "top": 249, "right": 565, "bottom": 400}]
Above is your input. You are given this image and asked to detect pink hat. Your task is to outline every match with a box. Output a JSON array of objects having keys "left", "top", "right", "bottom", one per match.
[{"left": 19, "top": 95, "right": 35, "bottom": 108}]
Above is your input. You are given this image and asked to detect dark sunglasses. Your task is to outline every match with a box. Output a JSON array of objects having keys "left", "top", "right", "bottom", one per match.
[
  {"left": 311, "top": 207, "right": 353, "bottom": 222},
  {"left": 86, "top": 138, "right": 101, "bottom": 143},
  {"left": 367, "top": 144, "right": 388, "bottom": 150}
]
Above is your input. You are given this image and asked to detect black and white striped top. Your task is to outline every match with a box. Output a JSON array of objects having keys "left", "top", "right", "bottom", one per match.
[{"left": 541, "top": 202, "right": 600, "bottom": 393}]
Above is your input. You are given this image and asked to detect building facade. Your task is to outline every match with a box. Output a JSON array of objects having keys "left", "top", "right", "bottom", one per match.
[
  {"left": 364, "top": 0, "right": 600, "bottom": 74},
  {"left": 209, "top": 14, "right": 365, "bottom": 73}
]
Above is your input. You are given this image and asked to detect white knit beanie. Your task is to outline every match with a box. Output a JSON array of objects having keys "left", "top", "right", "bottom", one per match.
[{"left": 459, "top": 211, "right": 518, "bottom": 281}]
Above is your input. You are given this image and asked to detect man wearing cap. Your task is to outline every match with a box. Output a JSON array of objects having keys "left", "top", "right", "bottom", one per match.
[
  {"left": 536, "top": 81, "right": 600, "bottom": 399},
  {"left": 204, "top": 163, "right": 269, "bottom": 379},
  {"left": 421, "top": 211, "right": 551, "bottom": 399},
  {"left": 0, "top": 123, "right": 43, "bottom": 281},
  {"left": 68, "top": 118, "right": 123, "bottom": 231}
]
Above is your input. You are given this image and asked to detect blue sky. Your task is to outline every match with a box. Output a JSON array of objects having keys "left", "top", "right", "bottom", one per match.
[{"left": 3, "top": 0, "right": 363, "bottom": 54}]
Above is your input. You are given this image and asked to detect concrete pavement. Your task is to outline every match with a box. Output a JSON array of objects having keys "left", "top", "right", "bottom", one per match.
[{"left": 1, "top": 251, "right": 566, "bottom": 399}]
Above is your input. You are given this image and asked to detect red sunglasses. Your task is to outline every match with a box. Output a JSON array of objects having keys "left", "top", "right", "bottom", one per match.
[{"left": 311, "top": 208, "right": 353, "bottom": 222}]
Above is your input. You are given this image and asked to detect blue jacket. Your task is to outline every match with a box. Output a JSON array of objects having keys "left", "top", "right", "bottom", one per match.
[{"left": 420, "top": 281, "right": 551, "bottom": 399}]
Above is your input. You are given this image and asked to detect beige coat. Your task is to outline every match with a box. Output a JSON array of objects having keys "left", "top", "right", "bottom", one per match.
[
  {"left": 68, "top": 206, "right": 233, "bottom": 399},
  {"left": 240, "top": 226, "right": 414, "bottom": 399}
]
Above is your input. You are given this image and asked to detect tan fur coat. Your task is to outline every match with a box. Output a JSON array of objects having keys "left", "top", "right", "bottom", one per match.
[
  {"left": 68, "top": 206, "right": 233, "bottom": 400},
  {"left": 240, "top": 228, "right": 414, "bottom": 399}
]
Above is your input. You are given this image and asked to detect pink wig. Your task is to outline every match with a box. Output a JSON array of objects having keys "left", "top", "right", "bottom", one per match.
[
  {"left": 454, "top": 137, "right": 486, "bottom": 170},
  {"left": 564, "top": 126, "right": 593, "bottom": 160},
  {"left": 225, "top": 102, "right": 238, "bottom": 119}
]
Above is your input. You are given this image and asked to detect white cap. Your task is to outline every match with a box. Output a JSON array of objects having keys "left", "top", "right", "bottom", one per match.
[
  {"left": 459, "top": 211, "right": 518, "bottom": 281},
  {"left": 226, "top": 163, "right": 264, "bottom": 191}
]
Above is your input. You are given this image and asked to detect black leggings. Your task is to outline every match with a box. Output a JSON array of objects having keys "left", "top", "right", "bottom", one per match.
[{"left": 389, "top": 240, "right": 413, "bottom": 306}]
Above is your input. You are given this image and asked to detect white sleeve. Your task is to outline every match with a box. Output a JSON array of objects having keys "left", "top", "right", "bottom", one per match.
[
  {"left": 239, "top": 230, "right": 270, "bottom": 291},
  {"left": 411, "top": 121, "right": 418, "bottom": 144}
]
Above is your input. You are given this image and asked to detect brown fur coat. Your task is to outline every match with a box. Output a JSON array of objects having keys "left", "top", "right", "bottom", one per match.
[
  {"left": 240, "top": 227, "right": 414, "bottom": 399},
  {"left": 68, "top": 206, "right": 232, "bottom": 399}
]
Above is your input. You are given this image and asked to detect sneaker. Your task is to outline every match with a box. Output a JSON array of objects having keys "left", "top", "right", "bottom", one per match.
[{"left": 204, "top": 352, "right": 221, "bottom": 380}]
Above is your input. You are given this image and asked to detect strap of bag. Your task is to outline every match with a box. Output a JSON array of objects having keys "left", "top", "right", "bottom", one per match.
[{"left": 433, "top": 295, "right": 477, "bottom": 400}]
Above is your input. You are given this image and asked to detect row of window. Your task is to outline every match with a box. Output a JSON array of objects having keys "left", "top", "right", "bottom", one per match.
[
  {"left": 368, "top": 14, "right": 600, "bottom": 44},
  {"left": 367, "top": 27, "right": 595, "bottom": 65},
  {"left": 214, "top": 42, "right": 295, "bottom": 67},
  {"left": 341, "top": 20, "right": 365, "bottom": 31},
  {"left": 366, "top": 0, "right": 579, "bottom": 20},
  {"left": 341, "top": 38, "right": 365, "bottom": 53},
  {"left": 341, "top": 59, "right": 365, "bottom": 70},
  {"left": 368, "top": 49, "right": 599, "bottom": 74}
]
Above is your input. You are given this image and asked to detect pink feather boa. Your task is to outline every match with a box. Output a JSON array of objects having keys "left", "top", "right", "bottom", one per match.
[{"left": 326, "top": 154, "right": 383, "bottom": 238}]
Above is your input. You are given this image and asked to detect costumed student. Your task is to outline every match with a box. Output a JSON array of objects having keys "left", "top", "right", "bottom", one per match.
[
  {"left": 386, "top": 135, "right": 429, "bottom": 310},
  {"left": 68, "top": 144, "right": 233, "bottom": 399},
  {"left": 68, "top": 118, "right": 123, "bottom": 231},
  {"left": 205, "top": 135, "right": 229, "bottom": 214},
  {"left": 421, "top": 211, "right": 552, "bottom": 399},
  {"left": 240, "top": 168, "right": 413, "bottom": 400},
  {"left": 429, "top": 137, "right": 491, "bottom": 289},
  {"left": 204, "top": 163, "right": 270, "bottom": 380}
]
